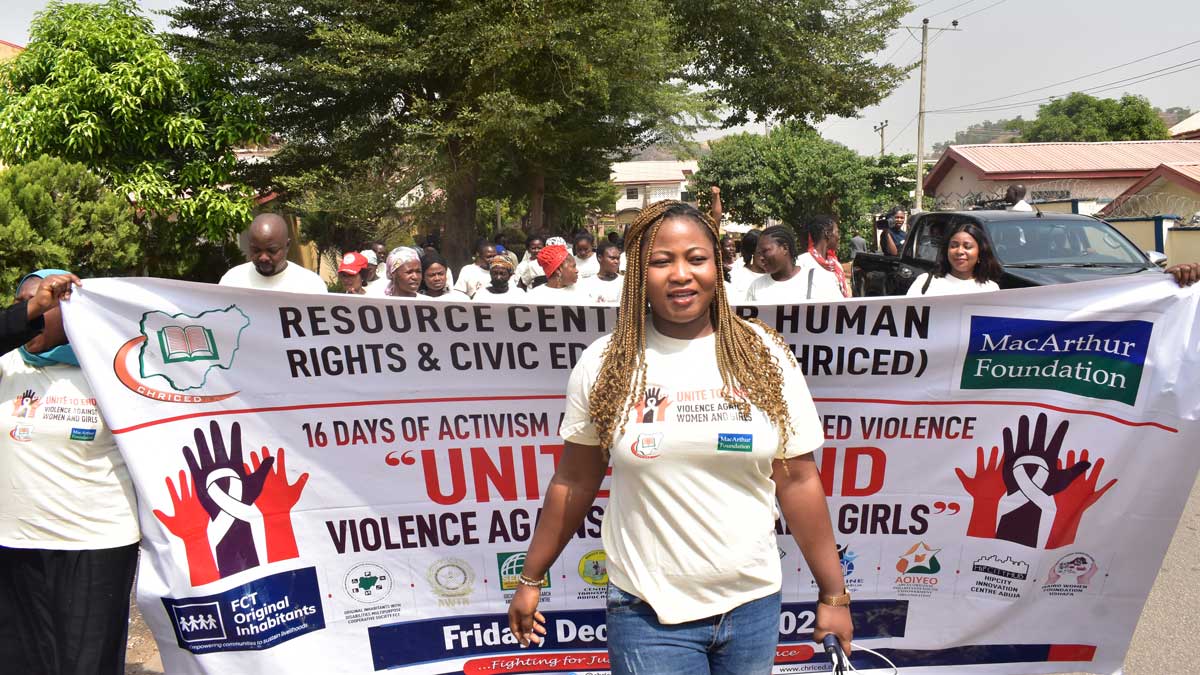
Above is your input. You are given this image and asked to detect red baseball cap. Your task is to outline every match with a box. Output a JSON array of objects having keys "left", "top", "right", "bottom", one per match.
[{"left": 338, "top": 251, "right": 370, "bottom": 275}]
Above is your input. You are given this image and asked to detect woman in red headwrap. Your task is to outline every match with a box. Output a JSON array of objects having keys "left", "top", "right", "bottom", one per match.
[{"left": 524, "top": 244, "right": 582, "bottom": 303}]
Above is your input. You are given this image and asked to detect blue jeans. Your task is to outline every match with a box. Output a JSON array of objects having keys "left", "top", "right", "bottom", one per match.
[{"left": 605, "top": 583, "right": 781, "bottom": 675}]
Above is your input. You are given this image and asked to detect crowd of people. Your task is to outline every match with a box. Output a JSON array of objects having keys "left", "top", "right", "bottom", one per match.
[{"left": 4, "top": 198, "right": 1200, "bottom": 675}]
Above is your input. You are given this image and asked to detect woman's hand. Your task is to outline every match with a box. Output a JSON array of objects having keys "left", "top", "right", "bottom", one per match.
[
  {"left": 507, "top": 585, "right": 547, "bottom": 647},
  {"left": 813, "top": 603, "right": 853, "bottom": 656}
]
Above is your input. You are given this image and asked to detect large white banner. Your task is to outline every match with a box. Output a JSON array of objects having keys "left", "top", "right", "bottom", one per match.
[{"left": 62, "top": 276, "right": 1200, "bottom": 675}]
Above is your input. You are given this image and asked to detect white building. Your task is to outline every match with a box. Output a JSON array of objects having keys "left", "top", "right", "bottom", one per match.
[{"left": 610, "top": 160, "right": 700, "bottom": 226}]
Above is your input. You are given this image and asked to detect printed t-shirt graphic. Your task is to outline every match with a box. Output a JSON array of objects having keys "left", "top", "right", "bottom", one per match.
[{"left": 561, "top": 322, "right": 824, "bottom": 624}]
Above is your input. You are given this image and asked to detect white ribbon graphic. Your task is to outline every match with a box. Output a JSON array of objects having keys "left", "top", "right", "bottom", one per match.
[
  {"left": 1000, "top": 455, "right": 1057, "bottom": 548},
  {"left": 204, "top": 468, "right": 267, "bottom": 564}
]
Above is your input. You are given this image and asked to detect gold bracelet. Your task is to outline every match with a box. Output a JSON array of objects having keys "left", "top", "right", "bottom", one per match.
[
  {"left": 818, "top": 590, "right": 851, "bottom": 607},
  {"left": 517, "top": 573, "right": 544, "bottom": 588}
]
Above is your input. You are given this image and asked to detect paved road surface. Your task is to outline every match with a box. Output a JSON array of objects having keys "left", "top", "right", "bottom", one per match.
[{"left": 122, "top": 473, "right": 1200, "bottom": 674}]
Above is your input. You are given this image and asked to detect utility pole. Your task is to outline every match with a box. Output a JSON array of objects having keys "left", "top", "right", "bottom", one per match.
[
  {"left": 873, "top": 120, "right": 889, "bottom": 158},
  {"left": 909, "top": 18, "right": 959, "bottom": 212}
]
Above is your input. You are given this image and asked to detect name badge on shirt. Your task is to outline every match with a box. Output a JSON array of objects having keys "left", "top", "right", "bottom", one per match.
[{"left": 717, "top": 433, "right": 753, "bottom": 452}]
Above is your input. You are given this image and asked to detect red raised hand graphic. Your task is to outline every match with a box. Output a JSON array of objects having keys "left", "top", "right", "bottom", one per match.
[
  {"left": 153, "top": 470, "right": 219, "bottom": 586},
  {"left": 1047, "top": 449, "right": 1117, "bottom": 549},
  {"left": 245, "top": 447, "right": 309, "bottom": 563},
  {"left": 955, "top": 445, "right": 1006, "bottom": 539}
]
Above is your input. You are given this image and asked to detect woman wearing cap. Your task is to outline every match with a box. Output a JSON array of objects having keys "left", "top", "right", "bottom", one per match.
[
  {"left": 419, "top": 252, "right": 470, "bottom": 302},
  {"left": 507, "top": 202, "right": 850, "bottom": 673},
  {"left": 523, "top": 244, "right": 581, "bottom": 303},
  {"left": 0, "top": 269, "right": 140, "bottom": 674},
  {"left": 337, "top": 252, "right": 370, "bottom": 294},
  {"left": 474, "top": 257, "right": 526, "bottom": 303},
  {"left": 384, "top": 247, "right": 423, "bottom": 298}
]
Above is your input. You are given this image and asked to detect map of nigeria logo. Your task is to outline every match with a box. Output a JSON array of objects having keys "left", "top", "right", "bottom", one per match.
[
  {"left": 960, "top": 315, "right": 1152, "bottom": 406},
  {"left": 114, "top": 306, "right": 250, "bottom": 403}
]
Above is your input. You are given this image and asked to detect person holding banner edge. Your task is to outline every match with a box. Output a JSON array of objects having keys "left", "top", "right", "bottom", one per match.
[
  {"left": 1, "top": 273, "right": 81, "bottom": 354},
  {"left": 508, "top": 201, "right": 850, "bottom": 673},
  {"left": 0, "top": 269, "right": 139, "bottom": 675}
]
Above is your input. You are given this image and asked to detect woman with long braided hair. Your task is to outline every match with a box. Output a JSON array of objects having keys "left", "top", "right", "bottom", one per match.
[{"left": 507, "top": 201, "right": 851, "bottom": 673}]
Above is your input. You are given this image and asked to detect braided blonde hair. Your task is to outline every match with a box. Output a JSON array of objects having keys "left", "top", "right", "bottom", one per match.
[{"left": 589, "top": 200, "right": 796, "bottom": 458}]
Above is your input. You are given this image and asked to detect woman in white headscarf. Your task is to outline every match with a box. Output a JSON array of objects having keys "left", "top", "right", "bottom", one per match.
[{"left": 385, "top": 247, "right": 424, "bottom": 298}]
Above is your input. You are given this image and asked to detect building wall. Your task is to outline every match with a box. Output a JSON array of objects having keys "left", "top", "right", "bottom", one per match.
[
  {"left": 929, "top": 163, "right": 1138, "bottom": 210},
  {"left": 0, "top": 44, "right": 23, "bottom": 61},
  {"left": 1104, "top": 177, "right": 1200, "bottom": 220},
  {"left": 1107, "top": 219, "right": 1158, "bottom": 254},
  {"left": 614, "top": 181, "right": 689, "bottom": 213},
  {"left": 1166, "top": 227, "right": 1200, "bottom": 264}
]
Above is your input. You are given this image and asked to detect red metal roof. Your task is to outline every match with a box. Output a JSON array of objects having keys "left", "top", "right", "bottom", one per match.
[
  {"left": 0, "top": 39, "right": 25, "bottom": 52},
  {"left": 1096, "top": 163, "right": 1200, "bottom": 217},
  {"left": 925, "top": 140, "right": 1200, "bottom": 192}
]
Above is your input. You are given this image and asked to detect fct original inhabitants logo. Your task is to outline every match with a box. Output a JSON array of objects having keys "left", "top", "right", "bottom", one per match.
[
  {"left": 961, "top": 316, "right": 1152, "bottom": 406},
  {"left": 113, "top": 306, "right": 250, "bottom": 403},
  {"left": 578, "top": 550, "right": 608, "bottom": 586},
  {"left": 344, "top": 563, "right": 392, "bottom": 604}
]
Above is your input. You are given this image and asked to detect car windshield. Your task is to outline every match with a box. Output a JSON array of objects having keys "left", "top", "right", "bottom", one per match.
[{"left": 982, "top": 219, "right": 1149, "bottom": 265}]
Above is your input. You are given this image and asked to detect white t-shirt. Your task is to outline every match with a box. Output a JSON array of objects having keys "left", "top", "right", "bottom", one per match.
[
  {"left": 0, "top": 351, "right": 139, "bottom": 549},
  {"left": 219, "top": 262, "right": 329, "bottom": 294},
  {"left": 515, "top": 259, "right": 544, "bottom": 288},
  {"left": 419, "top": 290, "right": 471, "bottom": 302},
  {"left": 574, "top": 254, "right": 600, "bottom": 279},
  {"left": 795, "top": 252, "right": 847, "bottom": 301},
  {"left": 472, "top": 286, "right": 527, "bottom": 304},
  {"left": 364, "top": 276, "right": 390, "bottom": 297},
  {"left": 907, "top": 273, "right": 1000, "bottom": 297},
  {"left": 727, "top": 263, "right": 764, "bottom": 303},
  {"left": 453, "top": 264, "right": 492, "bottom": 298},
  {"left": 745, "top": 268, "right": 842, "bottom": 303},
  {"left": 578, "top": 275, "right": 624, "bottom": 304},
  {"left": 562, "top": 322, "right": 823, "bottom": 624},
  {"left": 522, "top": 284, "right": 584, "bottom": 304},
  {"left": 1008, "top": 200, "right": 1034, "bottom": 212}
]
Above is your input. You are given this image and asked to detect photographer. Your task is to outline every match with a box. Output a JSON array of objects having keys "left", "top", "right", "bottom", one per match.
[{"left": 879, "top": 206, "right": 908, "bottom": 256}]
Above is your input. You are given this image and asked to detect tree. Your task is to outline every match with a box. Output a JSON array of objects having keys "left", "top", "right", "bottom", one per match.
[
  {"left": 169, "top": 0, "right": 912, "bottom": 264},
  {"left": 0, "top": 156, "right": 142, "bottom": 294},
  {"left": 0, "top": 0, "right": 265, "bottom": 251},
  {"left": 691, "top": 124, "right": 912, "bottom": 256},
  {"left": 931, "top": 117, "right": 1026, "bottom": 156},
  {"left": 668, "top": 0, "right": 913, "bottom": 126},
  {"left": 1017, "top": 93, "right": 1170, "bottom": 143}
]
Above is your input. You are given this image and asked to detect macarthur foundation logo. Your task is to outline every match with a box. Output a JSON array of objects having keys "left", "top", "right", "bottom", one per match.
[
  {"left": 114, "top": 306, "right": 250, "bottom": 403},
  {"left": 961, "top": 316, "right": 1153, "bottom": 406}
]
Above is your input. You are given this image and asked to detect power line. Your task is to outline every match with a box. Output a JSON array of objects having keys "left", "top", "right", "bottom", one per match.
[
  {"left": 884, "top": 114, "right": 918, "bottom": 151},
  {"left": 928, "top": 0, "right": 985, "bottom": 19},
  {"left": 882, "top": 32, "right": 916, "bottom": 65},
  {"left": 932, "top": 59, "right": 1200, "bottom": 114},
  {"left": 930, "top": 38, "right": 1200, "bottom": 112},
  {"left": 957, "top": 0, "right": 1010, "bottom": 20}
]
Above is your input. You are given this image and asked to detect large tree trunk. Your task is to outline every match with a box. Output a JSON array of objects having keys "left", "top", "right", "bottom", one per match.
[
  {"left": 443, "top": 165, "right": 480, "bottom": 269},
  {"left": 528, "top": 170, "right": 545, "bottom": 234}
]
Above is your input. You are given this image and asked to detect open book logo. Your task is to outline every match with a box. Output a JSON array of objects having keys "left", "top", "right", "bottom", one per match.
[
  {"left": 114, "top": 305, "right": 249, "bottom": 403},
  {"left": 158, "top": 325, "right": 220, "bottom": 364}
]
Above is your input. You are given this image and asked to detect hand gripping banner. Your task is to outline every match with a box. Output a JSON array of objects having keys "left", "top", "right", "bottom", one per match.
[{"left": 62, "top": 276, "right": 1200, "bottom": 674}]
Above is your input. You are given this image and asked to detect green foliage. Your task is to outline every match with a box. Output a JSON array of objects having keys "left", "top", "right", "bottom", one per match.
[
  {"left": 1017, "top": 93, "right": 1171, "bottom": 143},
  {"left": 0, "top": 156, "right": 141, "bottom": 293},
  {"left": 0, "top": 0, "right": 265, "bottom": 242},
  {"left": 169, "top": 0, "right": 911, "bottom": 265},
  {"left": 670, "top": 0, "right": 914, "bottom": 126},
  {"left": 692, "top": 125, "right": 911, "bottom": 257},
  {"left": 932, "top": 117, "right": 1026, "bottom": 155}
]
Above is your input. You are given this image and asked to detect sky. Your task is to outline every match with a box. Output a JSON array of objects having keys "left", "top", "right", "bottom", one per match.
[{"left": 4, "top": 0, "right": 1199, "bottom": 157}]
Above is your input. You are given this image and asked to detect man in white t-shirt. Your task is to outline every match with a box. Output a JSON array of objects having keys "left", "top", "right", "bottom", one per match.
[
  {"left": 219, "top": 214, "right": 328, "bottom": 293},
  {"left": 454, "top": 240, "right": 497, "bottom": 298},
  {"left": 1006, "top": 184, "right": 1034, "bottom": 212}
]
